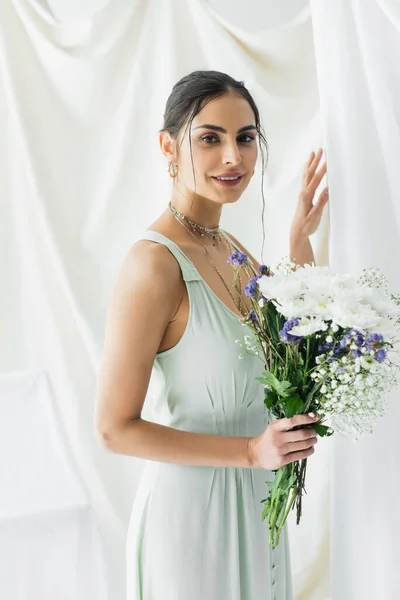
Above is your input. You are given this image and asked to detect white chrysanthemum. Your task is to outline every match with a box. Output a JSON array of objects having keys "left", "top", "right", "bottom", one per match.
[
  {"left": 330, "top": 273, "right": 360, "bottom": 294},
  {"left": 257, "top": 274, "right": 304, "bottom": 301},
  {"left": 290, "top": 317, "right": 329, "bottom": 337},
  {"left": 275, "top": 298, "right": 310, "bottom": 318},
  {"left": 328, "top": 302, "right": 381, "bottom": 330},
  {"left": 294, "top": 265, "right": 335, "bottom": 295},
  {"left": 306, "top": 294, "right": 335, "bottom": 318}
]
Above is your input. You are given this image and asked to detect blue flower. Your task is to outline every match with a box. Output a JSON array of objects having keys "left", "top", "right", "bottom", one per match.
[
  {"left": 366, "top": 333, "right": 384, "bottom": 350},
  {"left": 369, "top": 333, "right": 384, "bottom": 343},
  {"left": 375, "top": 348, "right": 387, "bottom": 363},
  {"left": 279, "top": 318, "right": 302, "bottom": 345},
  {"left": 283, "top": 318, "right": 299, "bottom": 331},
  {"left": 249, "top": 309, "right": 259, "bottom": 326},
  {"left": 318, "top": 341, "right": 334, "bottom": 352},
  {"left": 258, "top": 264, "right": 271, "bottom": 276},
  {"left": 244, "top": 277, "right": 259, "bottom": 298},
  {"left": 227, "top": 250, "right": 248, "bottom": 266},
  {"left": 280, "top": 331, "right": 302, "bottom": 345},
  {"left": 338, "top": 333, "right": 351, "bottom": 349}
]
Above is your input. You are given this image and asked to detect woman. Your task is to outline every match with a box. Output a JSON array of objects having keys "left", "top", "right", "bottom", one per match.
[{"left": 95, "top": 70, "right": 329, "bottom": 600}]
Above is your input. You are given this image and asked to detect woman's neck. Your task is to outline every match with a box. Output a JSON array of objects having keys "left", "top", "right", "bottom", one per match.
[{"left": 170, "top": 191, "right": 222, "bottom": 230}]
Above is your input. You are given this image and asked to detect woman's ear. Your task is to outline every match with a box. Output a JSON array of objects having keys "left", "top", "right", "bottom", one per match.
[{"left": 159, "top": 131, "right": 175, "bottom": 162}]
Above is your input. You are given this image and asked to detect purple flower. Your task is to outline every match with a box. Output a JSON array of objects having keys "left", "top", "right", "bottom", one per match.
[
  {"left": 280, "top": 331, "right": 302, "bottom": 345},
  {"left": 249, "top": 309, "right": 259, "bottom": 326},
  {"left": 338, "top": 333, "right": 351, "bottom": 349},
  {"left": 366, "top": 333, "right": 384, "bottom": 350},
  {"left": 227, "top": 250, "right": 248, "bottom": 266},
  {"left": 283, "top": 318, "right": 299, "bottom": 331},
  {"left": 365, "top": 333, "right": 386, "bottom": 362},
  {"left": 244, "top": 277, "right": 259, "bottom": 298},
  {"left": 318, "top": 341, "right": 334, "bottom": 352},
  {"left": 337, "top": 329, "right": 365, "bottom": 356},
  {"left": 258, "top": 264, "right": 271, "bottom": 276},
  {"left": 279, "top": 318, "right": 302, "bottom": 345},
  {"left": 375, "top": 348, "right": 387, "bottom": 363}
]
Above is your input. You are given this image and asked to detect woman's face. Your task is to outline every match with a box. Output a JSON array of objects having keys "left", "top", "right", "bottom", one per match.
[{"left": 173, "top": 93, "right": 258, "bottom": 205}]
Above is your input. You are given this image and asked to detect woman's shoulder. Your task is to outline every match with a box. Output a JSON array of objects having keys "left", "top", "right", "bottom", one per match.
[{"left": 125, "top": 236, "right": 182, "bottom": 285}]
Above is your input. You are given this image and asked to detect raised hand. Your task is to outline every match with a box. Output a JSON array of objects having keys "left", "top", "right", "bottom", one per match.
[{"left": 290, "top": 148, "right": 329, "bottom": 240}]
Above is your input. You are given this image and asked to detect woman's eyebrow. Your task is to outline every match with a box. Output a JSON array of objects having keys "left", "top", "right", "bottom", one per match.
[{"left": 193, "top": 124, "right": 257, "bottom": 134}]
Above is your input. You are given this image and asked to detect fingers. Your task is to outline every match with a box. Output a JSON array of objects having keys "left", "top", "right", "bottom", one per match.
[
  {"left": 281, "top": 436, "right": 318, "bottom": 456},
  {"left": 303, "top": 148, "right": 327, "bottom": 188},
  {"left": 308, "top": 186, "right": 329, "bottom": 217},
  {"left": 311, "top": 162, "right": 327, "bottom": 190},
  {"left": 310, "top": 147, "right": 324, "bottom": 171},
  {"left": 306, "top": 151, "right": 315, "bottom": 168},
  {"left": 284, "top": 428, "right": 318, "bottom": 444},
  {"left": 274, "top": 414, "right": 318, "bottom": 432},
  {"left": 305, "top": 161, "right": 327, "bottom": 191},
  {"left": 283, "top": 445, "right": 316, "bottom": 465}
]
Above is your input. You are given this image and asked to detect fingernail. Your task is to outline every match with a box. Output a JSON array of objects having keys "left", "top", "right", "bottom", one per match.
[{"left": 308, "top": 412, "right": 315, "bottom": 418}]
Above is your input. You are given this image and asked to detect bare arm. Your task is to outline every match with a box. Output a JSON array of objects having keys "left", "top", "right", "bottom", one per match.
[
  {"left": 94, "top": 240, "right": 253, "bottom": 468},
  {"left": 289, "top": 233, "right": 315, "bottom": 267}
]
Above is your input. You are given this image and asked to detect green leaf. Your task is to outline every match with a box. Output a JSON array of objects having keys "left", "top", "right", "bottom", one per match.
[
  {"left": 262, "top": 302, "right": 282, "bottom": 344},
  {"left": 314, "top": 423, "right": 334, "bottom": 437},
  {"left": 264, "top": 389, "right": 275, "bottom": 409},
  {"left": 261, "top": 501, "right": 270, "bottom": 520},
  {"left": 256, "top": 371, "right": 296, "bottom": 398},
  {"left": 294, "top": 368, "right": 304, "bottom": 386},
  {"left": 282, "top": 394, "right": 304, "bottom": 418}
]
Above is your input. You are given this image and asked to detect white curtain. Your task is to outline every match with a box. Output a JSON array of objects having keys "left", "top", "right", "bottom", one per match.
[
  {"left": 1, "top": 1, "right": 335, "bottom": 598},
  {"left": 311, "top": 1, "right": 400, "bottom": 599}
]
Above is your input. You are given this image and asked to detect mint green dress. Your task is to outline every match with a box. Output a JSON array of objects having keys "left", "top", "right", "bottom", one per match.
[{"left": 126, "top": 231, "right": 293, "bottom": 600}]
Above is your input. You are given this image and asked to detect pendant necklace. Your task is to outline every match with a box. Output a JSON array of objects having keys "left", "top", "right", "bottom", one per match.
[{"left": 168, "top": 202, "right": 245, "bottom": 315}]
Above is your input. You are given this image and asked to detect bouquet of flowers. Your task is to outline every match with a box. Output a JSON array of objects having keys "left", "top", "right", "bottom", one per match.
[{"left": 228, "top": 250, "right": 400, "bottom": 548}]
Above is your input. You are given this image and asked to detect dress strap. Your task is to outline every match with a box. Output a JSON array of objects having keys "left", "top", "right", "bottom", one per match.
[{"left": 135, "top": 231, "right": 203, "bottom": 283}]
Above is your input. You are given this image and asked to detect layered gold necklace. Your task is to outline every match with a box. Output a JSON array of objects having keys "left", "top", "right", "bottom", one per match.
[{"left": 168, "top": 201, "right": 245, "bottom": 315}]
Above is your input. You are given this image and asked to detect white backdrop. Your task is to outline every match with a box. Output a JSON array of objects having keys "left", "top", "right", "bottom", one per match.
[
  {"left": 311, "top": 1, "right": 400, "bottom": 598},
  {"left": 8, "top": 0, "right": 397, "bottom": 598}
]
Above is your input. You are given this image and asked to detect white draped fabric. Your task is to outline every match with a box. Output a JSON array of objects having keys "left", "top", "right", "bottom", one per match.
[
  {"left": 3, "top": 0, "right": 396, "bottom": 598},
  {"left": 311, "top": 1, "right": 400, "bottom": 598}
]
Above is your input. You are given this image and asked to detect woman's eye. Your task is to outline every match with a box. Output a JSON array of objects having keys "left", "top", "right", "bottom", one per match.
[
  {"left": 200, "top": 134, "right": 255, "bottom": 144},
  {"left": 239, "top": 135, "right": 255, "bottom": 143},
  {"left": 201, "top": 135, "right": 219, "bottom": 143}
]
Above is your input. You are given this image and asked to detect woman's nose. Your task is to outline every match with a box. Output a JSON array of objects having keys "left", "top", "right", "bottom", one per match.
[{"left": 222, "top": 142, "right": 242, "bottom": 165}]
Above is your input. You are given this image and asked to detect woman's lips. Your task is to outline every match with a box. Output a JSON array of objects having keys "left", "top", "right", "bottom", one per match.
[{"left": 212, "top": 176, "right": 243, "bottom": 187}]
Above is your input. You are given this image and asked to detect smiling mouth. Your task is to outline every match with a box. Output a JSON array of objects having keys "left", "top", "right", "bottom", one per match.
[
  {"left": 213, "top": 175, "right": 243, "bottom": 187},
  {"left": 212, "top": 175, "right": 244, "bottom": 187}
]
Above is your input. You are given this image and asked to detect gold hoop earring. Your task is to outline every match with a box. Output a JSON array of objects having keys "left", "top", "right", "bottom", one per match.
[{"left": 168, "top": 162, "right": 178, "bottom": 178}]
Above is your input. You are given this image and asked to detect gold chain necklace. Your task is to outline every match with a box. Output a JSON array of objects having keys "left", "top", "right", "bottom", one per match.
[
  {"left": 169, "top": 207, "right": 245, "bottom": 315},
  {"left": 168, "top": 201, "right": 222, "bottom": 246}
]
